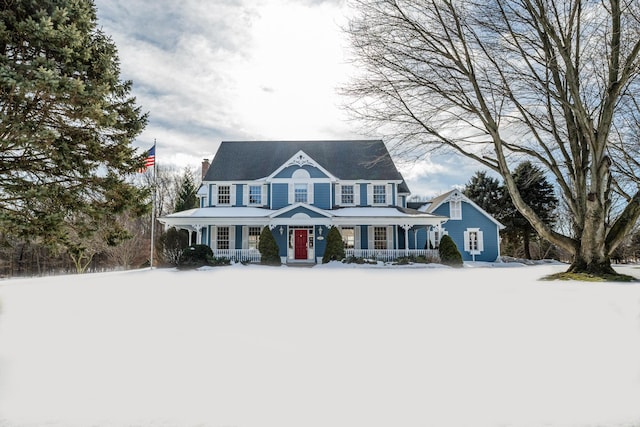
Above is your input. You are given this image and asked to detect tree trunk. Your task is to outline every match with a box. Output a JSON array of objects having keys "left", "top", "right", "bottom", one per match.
[
  {"left": 523, "top": 232, "right": 531, "bottom": 260},
  {"left": 566, "top": 194, "right": 617, "bottom": 275}
]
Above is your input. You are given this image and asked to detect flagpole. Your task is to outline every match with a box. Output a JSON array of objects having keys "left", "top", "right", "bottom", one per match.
[{"left": 150, "top": 138, "right": 157, "bottom": 269}]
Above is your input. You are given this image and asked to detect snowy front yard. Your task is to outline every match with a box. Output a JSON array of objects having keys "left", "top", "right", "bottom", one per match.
[{"left": 0, "top": 262, "right": 639, "bottom": 427}]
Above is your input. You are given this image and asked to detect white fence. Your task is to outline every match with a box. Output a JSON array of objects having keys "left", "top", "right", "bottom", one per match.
[
  {"left": 211, "top": 249, "right": 439, "bottom": 264},
  {"left": 345, "top": 249, "right": 440, "bottom": 262},
  {"left": 212, "top": 249, "right": 261, "bottom": 264}
]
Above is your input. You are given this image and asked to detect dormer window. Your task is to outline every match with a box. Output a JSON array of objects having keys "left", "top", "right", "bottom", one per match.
[{"left": 450, "top": 199, "right": 462, "bottom": 219}]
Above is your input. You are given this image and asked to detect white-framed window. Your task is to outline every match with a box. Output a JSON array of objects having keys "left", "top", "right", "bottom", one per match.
[
  {"left": 248, "top": 226, "right": 261, "bottom": 250},
  {"left": 341, "top": 227, "right": 355, "bottom": 249},
  {"left": 341, "top": 185, "right": 354, "bottom": 205},
  {"left": 217, "top": 226, "right": 230, "bottom": 250},
  {"left": 450, "top": 200, "right": 462, "bottom": 219},
  {"left": 464, "top": 228, "right": 484, "bottom": 254},
  {"left": 373, "top": 185, "right": 386, "bottom": 204},
  {"left": 294, "top": 183, "right": 308, "bottom": 203},
  {"left": 248, "top": 185, "right": 262, "bottom": 205},
  {"left": 427, "top": 227, "right": 447, "bottom": 249},
  {"left": 218, "top": 185, "right": 231, "bottom": 205},
  {"left": 373, "top": 226, "right": 387, "bottom": 249}
]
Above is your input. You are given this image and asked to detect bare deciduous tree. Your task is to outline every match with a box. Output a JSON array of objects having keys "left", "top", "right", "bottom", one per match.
[{"left": 342, "top": 0, "right": 640, "bottom": 277}]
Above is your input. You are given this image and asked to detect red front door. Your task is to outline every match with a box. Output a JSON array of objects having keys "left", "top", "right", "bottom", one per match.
[{"left": 294, "top": 229, "right": 308, "bottom": 259}]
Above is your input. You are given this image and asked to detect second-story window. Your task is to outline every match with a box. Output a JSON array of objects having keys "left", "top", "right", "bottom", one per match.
[
  {"left": 294, "top": 183, "right": 308, "bottom": 203},
  {"left": 373, "top": 185, "right": 386, "bottom": 204},
  {"left": 248, "top": 185, "right": 262, "bottom": 205},
  {"left": 218, "top": 185, "right": 231, "bottom": 205},
  {"left": 341, "top": 185, "right": 354, "bottom": 205}
]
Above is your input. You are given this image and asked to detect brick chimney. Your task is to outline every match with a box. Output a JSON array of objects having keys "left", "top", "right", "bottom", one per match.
[{"left": 201, "top": 158, "right": 210, "bottom": 181}]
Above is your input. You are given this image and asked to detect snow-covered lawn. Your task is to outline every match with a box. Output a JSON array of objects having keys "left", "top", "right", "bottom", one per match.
[{"left": 1, "top": 261, "right": 639, "bottom": 427}]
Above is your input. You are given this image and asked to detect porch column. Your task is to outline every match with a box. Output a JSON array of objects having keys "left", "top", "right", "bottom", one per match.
[
  {"left": 193, "top": 225, "right": 203, "bottom": 245},
  {"left": 401, "top": 224, "right": 411, "bottom": 256}
]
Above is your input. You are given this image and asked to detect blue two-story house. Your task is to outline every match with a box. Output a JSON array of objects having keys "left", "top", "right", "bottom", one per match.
[{"left": 159, "top": 139, "right": 450, "bottom": 264}]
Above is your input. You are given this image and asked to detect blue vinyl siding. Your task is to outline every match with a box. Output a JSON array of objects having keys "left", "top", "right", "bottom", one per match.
[
  {"left": 272, "top": 183, "right": 289, "bottom": 209},
  {"left": 316, "top": 225, "right": 328, "bottom": 260},
  {"left": 360, "top": 225, "right": 369, "bottom": 249},
  {"left": 432, "top": 201, "right": 500, "bottom": 262},
  {"left": 236, "top": 184, "right": 243, "bottom": 207},
  {"left": 313, "top": 183, "right": 330, "bottom": 209},
  {"left": 235, "top": 226, "right": 243, "bottom": 249},
  {"left": 276, "top": 206, "right": 328, "bottom": 218},
  {"left": 359, "top": 183, "right": 368, "bottom": 206}
]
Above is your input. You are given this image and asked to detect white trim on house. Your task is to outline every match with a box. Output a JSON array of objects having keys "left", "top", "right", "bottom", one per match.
[{"left": 267, "top": 150, "right": 337, "bottom": 182}]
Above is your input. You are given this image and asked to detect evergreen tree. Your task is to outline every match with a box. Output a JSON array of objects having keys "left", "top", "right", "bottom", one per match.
[
  {"left": 463, "top": 171, "right": 503, "bottom": 218},
  {"left": 438, "top": 234, "right": 463, "bottom": 267},
  {"left": 174, "top": 169, "right": 199, "bottom": 212},
  {"left": 500, "top": 162, "right": 558, "bottom": 259},
  {"left": 258, "top": 226, "right": 281, "bottom": 266},
  {"left": 0, "top": 2, "right": 149, "bottom": 250},
  {"left": 322, "top": 226, "right": 346, "bottom": 263}
]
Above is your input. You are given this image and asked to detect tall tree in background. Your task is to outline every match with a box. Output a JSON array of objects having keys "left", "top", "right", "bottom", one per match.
[
  {"left": 463, "top": 171, "right": 503, "bottom": 218},
  {"left": 463, "top": 166, "right": 558, "bottom": 260},
  {"left": 343, "top": 0, "right": 640, "bottom": 277},
  {"left": 499, "top": 162, "right": 559, "bottom": 259},
  {"left": 0, "top": 1, "right": 148, "bottom": 252},
  {"left": 174, "top": 168, "right": 199, "bottom": 213}
]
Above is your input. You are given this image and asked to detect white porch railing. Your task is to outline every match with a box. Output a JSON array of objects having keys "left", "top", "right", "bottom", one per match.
[
  {"left": 211, "top": 249, "right": 439, "bottom": 264},
  {"left": 346, "top": 249, "right": 440, "bottom": 262},
  {"left": 212, "top": 249, "right": 261, "bottom": 263}
]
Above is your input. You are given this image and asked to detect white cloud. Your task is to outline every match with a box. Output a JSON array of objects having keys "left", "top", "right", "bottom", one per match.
[{"left": 94, "top": 0, "right": 482, "bottom": 192}]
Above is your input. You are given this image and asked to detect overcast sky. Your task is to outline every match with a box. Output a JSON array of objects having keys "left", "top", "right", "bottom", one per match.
[{"left": 94, "top": 0, "right": 485, "bottom": 198}]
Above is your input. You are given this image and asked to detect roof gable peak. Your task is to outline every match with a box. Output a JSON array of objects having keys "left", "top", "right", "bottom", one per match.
[{"left": 268, "top": 150, "right": 336, "bottom": 180}]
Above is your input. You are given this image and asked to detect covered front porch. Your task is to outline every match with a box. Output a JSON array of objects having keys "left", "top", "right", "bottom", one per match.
[{"left": 158, "top": 205, "right": 448, "bottom": 265}]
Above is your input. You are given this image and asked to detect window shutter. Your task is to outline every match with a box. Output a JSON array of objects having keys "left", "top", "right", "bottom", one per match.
[
  {"left": 386, "top": 184, "right": 393, "bottom": 205},
  {"left": 211, "top": 185, "right": 218, "bottom": 206},
  {"left": 367, "top": 226, "right": 374, "bottom": 249},
  {"left": 477, "top": 231, "right": 484, "bottom": 251},
  {"left": 463, "top": 230, "right": 470, "bottom": 251},
  {"left": 367, "top": 185, "right": 373, "bottom": 205},
  {"left": 288, "top": 183, "right": 294, "bottom": 204},
  {"left": 211, "top": 226, "right": 217, "bottom": 249},
  {"left": 230, "top": 185, "right": 236, "bottom": 206},
  {"left": 229, "top": 226, "right": 236, "bottom": 250},
  {"left": 355, "top": 226, "right": 361, "bottom": 249},
  {"left": 335, "top": 183, "right": 341, "bottom": 206},
  {"left": 387, "top": 226, "right": 393, "bottom": 249},
  {"left": 308, "top": 183, "right": 314, "bottom": 204},
  {"left": 354, "top": 184, "right": 361, "bottom": 206},
  {"left": 242, "top": 185, "right": 248, "bottom": 206},
  {"left": 262, "top": 184, "right": 268, "bottom": 206},
  {"left": 242, "top": 226, "right": 248, "bottom": 249}
]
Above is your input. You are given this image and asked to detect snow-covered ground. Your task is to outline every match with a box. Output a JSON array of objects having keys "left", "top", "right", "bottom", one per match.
[{"left": 1, "top": 261, "right": 639, "bottom": 427}]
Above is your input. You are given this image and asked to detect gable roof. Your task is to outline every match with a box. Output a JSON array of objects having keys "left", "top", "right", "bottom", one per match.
[
  {"left": 422, "top": 189, "right": 506, "bottom": 229},
  {"left": 203, "top": 140, "right": 411, "bottom": 193}
]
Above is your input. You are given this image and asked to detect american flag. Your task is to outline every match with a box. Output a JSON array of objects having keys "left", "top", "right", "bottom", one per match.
[{"left": 139, "top": 143, "right": 155, "bottom": 172}]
